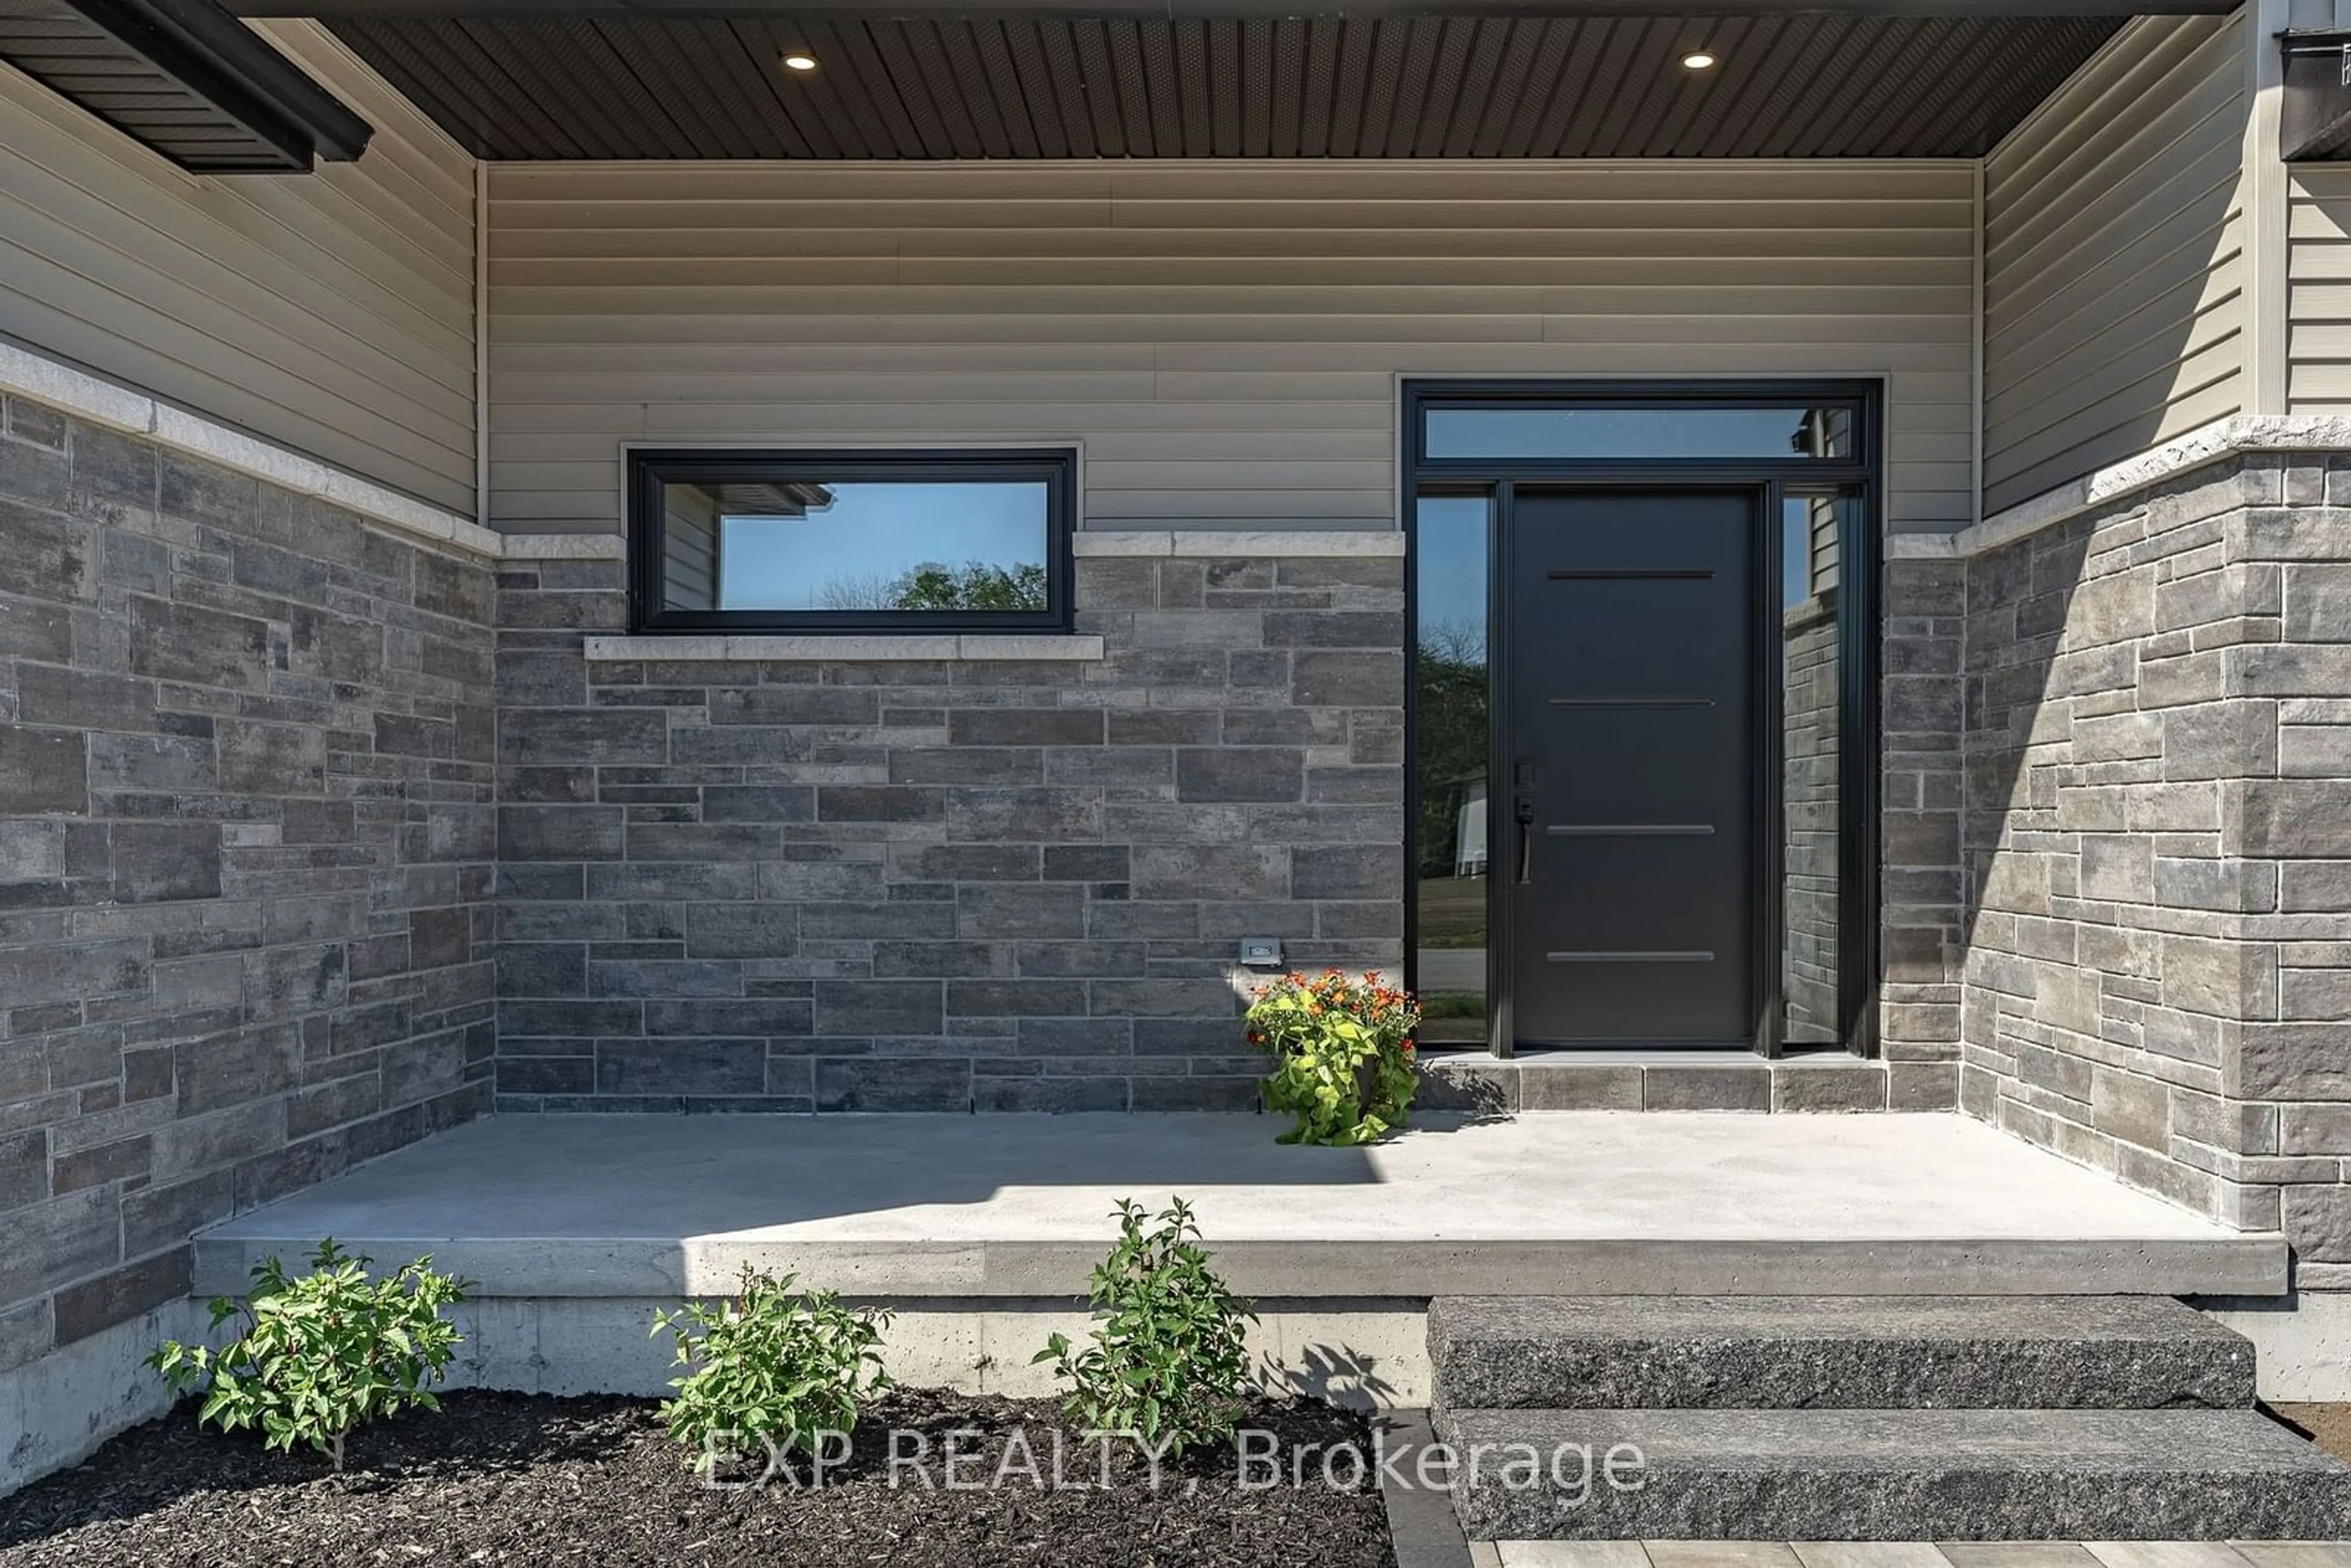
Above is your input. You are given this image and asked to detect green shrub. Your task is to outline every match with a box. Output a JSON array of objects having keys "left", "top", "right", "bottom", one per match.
[
  {"left": 653, "top": 1267, "right": 893, "bottom": 1472},
  {"left": 1245, "top": 968, "right": 1423, "bottom": 1146},
  {"left": 1035, "top": 1198, "right": 1257, "bottom": 1459},
  {"left": 148, "top": 1239, "right": 471, "bottom": 1472}
]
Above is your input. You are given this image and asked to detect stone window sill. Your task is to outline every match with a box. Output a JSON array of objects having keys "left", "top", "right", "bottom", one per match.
[{"left": 581, "top": 634, "right": 1105, "bottom": 662}]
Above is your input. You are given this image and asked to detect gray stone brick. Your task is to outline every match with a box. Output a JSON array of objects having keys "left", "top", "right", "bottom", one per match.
[
  {"left": 0, "top": 1131, "right": 47, "bottom": 1214},
  {"left": 956, "top": 883, "right": 1086, "bottom": 939},
  {"left": 498, "top": 805, "right": 626, "bottom": 861},
  {"left": 813, "top": 981, "right": 943, "bottom": 1037},
  {"left": 1176, "top": 747, "right": 1303, "bottom": 803},
  {"left": 684, "top": 904, "right": 798, "bottom": 959},
  {"left": 52, "top": 1248, "right": 190, "bottom": 1346},
  {"left": 947, "top": 708, "right": 1104, "bottom": 746},
  {"left": 129, "top": 598, "right": 270, "bottom": 690},
  {"left": 816, "top": 1057, "right": 970, "bottom": 1112},
  {"left": 217, "top": 719, "right": 327, "bottom": 795},
  {"left": 108, "top": 823, "right": 222, "bottom": 903},
  {"left": 644, "top": 999, "right": 813, "bottom": 1038},
  {"left": 500, "top": 707, "right": 670, "bottom": 765},
  {"left": 1292, "top": 651, "right": 1403, "bottom": 707},
  {"left": 1644, "top": 1065, "right": 1770, "bottom": 1112},
  {"left": 711, "top": 686, "right": 879, "bottom": 726},
  {"left": 0, "top": 726, "right": 85, "bottom": 814},
  {"left": 0, "top": 1189, "right": 119, "bottom": 1311},
  {"left": 598, "top": 1040, "right": 765, "bottom": 1097}
]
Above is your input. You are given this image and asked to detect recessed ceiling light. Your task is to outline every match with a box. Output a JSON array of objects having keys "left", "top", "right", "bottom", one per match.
[
  {"left": 781, "top": 51, "right": 818, "bottom": 72},
  {"left": 1682, "top": 50, "right": 1718, "bottom": 70}
]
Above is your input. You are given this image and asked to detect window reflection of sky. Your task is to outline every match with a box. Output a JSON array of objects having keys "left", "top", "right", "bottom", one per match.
[
  {"left": 716, "top": 482, "right": 1048, "bottom": 610},
  {"left": 1415, "top": 495, "right": 1488, "bottom": 657},
  {"left": 1425, "top": 407, "right": 1837, "bottom": 461}
]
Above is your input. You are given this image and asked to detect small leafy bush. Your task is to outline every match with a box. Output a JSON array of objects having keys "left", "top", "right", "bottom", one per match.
[
  {"left": 1246, "top": 968, "right": 1423, "bottom": 1146},
  {"left": 653, "top": 1267, "right": 893, "bottom": 1472},
  {"left": 1035, "top": 1197, "right": 1257, "bottom": 1458},
  {"left": 148, "top": 1239, "right": 471, "bottom": 1472}
]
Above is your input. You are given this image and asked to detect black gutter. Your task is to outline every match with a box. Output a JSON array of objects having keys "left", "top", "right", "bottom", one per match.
[{"left": 64, "top": 0, "right": 372, "bottom": 164}]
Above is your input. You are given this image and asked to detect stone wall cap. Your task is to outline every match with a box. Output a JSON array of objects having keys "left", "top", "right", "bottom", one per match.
[
  {"left": 501, "top": 533, "right": 625, "bottom": 561},
  {"left": 583, "top": 633, "right": 1107, "bottom": 662},
  {"left": 1902, "top": 414, "right": 2351, "bottom": 562},
  {"left": 0, "top": 339, "right": 508, "bottom": 561}
]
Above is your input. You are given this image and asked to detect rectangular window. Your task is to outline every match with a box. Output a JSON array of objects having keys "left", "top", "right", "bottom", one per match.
[
  {"left": 1781, "top": 488, "right": 1856, "bottom": 1048},
  {"left": 1423, "top": 403, "right": 1856, "bottom": 463},
  {"left": 628, "top": 449, "right": 1075, "bottom": 632},
  {"left": 1411, "top": 489, "right": 1492, "bottom": 1046}
]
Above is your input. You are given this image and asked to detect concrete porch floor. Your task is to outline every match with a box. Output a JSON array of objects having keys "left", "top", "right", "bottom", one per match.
[{"left": 192, "top": 1111, "right": 2285, "bottom": 1300}]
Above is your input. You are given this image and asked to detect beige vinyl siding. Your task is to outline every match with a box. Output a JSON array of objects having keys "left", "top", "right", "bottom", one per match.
[
  {"left": 0, "top": 21, "right": 476, "bottom": 515},
  {"left": 486, "top": 161, "right": 1976, "bottom": 537},
  {"left": 1982, "top": 14, "right": 2249, "bottom": 517},
  {"left": 2285, "top": 12, "right": 2351, "bottom": 408},
  {"left": 2288, "top": 167, "right": 2351, "bottom": 411}
]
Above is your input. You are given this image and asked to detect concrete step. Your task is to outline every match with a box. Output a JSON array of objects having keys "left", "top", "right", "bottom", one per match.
[
  {"left": 1435, "top": 1406, "right": 2351, "bottom": 1541},
  {"left": 1426, "top": 1295, "right": 2254, "bottom": 1411}
]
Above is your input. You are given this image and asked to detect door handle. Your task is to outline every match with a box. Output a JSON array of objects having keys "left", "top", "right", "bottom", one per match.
[{"left": 1514, "top": 795, "right": 1536, "bottom": 885}]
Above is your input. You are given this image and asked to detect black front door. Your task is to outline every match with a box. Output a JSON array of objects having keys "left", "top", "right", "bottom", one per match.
[{"left": 1505, "top": 487, "right": 1757, "bottom": 1049}]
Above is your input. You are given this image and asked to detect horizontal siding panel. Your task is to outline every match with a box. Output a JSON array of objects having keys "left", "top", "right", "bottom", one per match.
[
  {"left": 487, "top": 160, "right": 1971, "bottom": 535},
  {"left": 1982, "top": 13, "right": 2247, "bottom": 514},
  {"left": 493, "top": 225, "right": 1970, "bottom": 263},
  {"left": 1989, "top": 375, "right": 2244, "bottom": 517},
  {"left": 1985, "top": 271, "right": 2246, "bottom": 437},
  {"left": 494, "top": 198, "right": 1973, "bottom": 234},
  {"left": 0, "top": 18, "right": 476, "bottom": 514},
  {"left": 1987, "top": 330, "right": 2244, "bottom": 476},
  {"left": 0, "top": 239, "right": 471, "bottom": 486},
  {"left": 490, "top": 255, "right": 1973, "bottom": 290},
  {"left": 2290, "top": 167, "right": 2351, "bottom": 413}
]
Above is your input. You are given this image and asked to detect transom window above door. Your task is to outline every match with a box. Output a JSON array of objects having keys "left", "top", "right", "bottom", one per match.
[{"left": 626, "top": 449, "right": 1076, "bottom": 634}]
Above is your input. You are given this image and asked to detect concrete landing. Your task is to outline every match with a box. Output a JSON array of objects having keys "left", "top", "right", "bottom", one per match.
[{"left": 192, "top": 1111, "right": 2285, "bottom": 1299}]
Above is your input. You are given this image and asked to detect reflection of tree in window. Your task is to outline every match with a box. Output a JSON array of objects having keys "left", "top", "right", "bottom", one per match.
[
  {"left": 816, "top": 560, "right": 1048, "bottom": 612},
  {"left": 1414, "top": 618, "right": 1488, "bottom": 888}
]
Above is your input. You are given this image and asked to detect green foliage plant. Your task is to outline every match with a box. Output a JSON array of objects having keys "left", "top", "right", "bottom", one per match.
[
  {"left": 1034, "top": 1197, "right": 1258, "bottom": 1460},
  {"left": 148, "top": 1239, "right": 471, "bottom": 1472},
  {"left": 653, "top": 1266, "right": 893, "bottom": 1474},
  {"left": 1245, "top": 967, "right": 1423, "bottom": 1146}
]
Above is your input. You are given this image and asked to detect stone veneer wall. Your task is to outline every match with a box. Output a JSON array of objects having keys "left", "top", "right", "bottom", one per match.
[
  {"left": 1952, "top": 451, "right": 2351, "bottom": 1278},
  {"left": 1876, "top": 555, "right": 1970, "bottom": 1108},
  {"left": 490, "top": 543, "right": 1406, "bottom": 1112},
  {"left": 0, "top": 392, "right": 495, "bottom": 1378}
]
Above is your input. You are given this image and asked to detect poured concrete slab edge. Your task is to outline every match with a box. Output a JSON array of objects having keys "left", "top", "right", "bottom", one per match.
[
  {"left": 191, "top": 1234, "right": 2287, "bottom": 1301},
  {"left": 438, "top": 1297, "right": 1427, "bottom": 1408},
  {"left": 0, "top": 1296, "right": 207, "bottom": 1498}
]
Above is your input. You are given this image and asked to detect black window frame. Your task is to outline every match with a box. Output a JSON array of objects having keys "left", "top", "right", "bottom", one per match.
[{"left": 626, "top": 447, "right": 1078, "bottom": 634}]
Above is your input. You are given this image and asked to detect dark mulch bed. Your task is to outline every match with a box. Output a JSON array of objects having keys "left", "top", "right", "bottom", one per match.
[{"left": 0, "top": 1389, "right": 1396, "bottom": 1568}]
